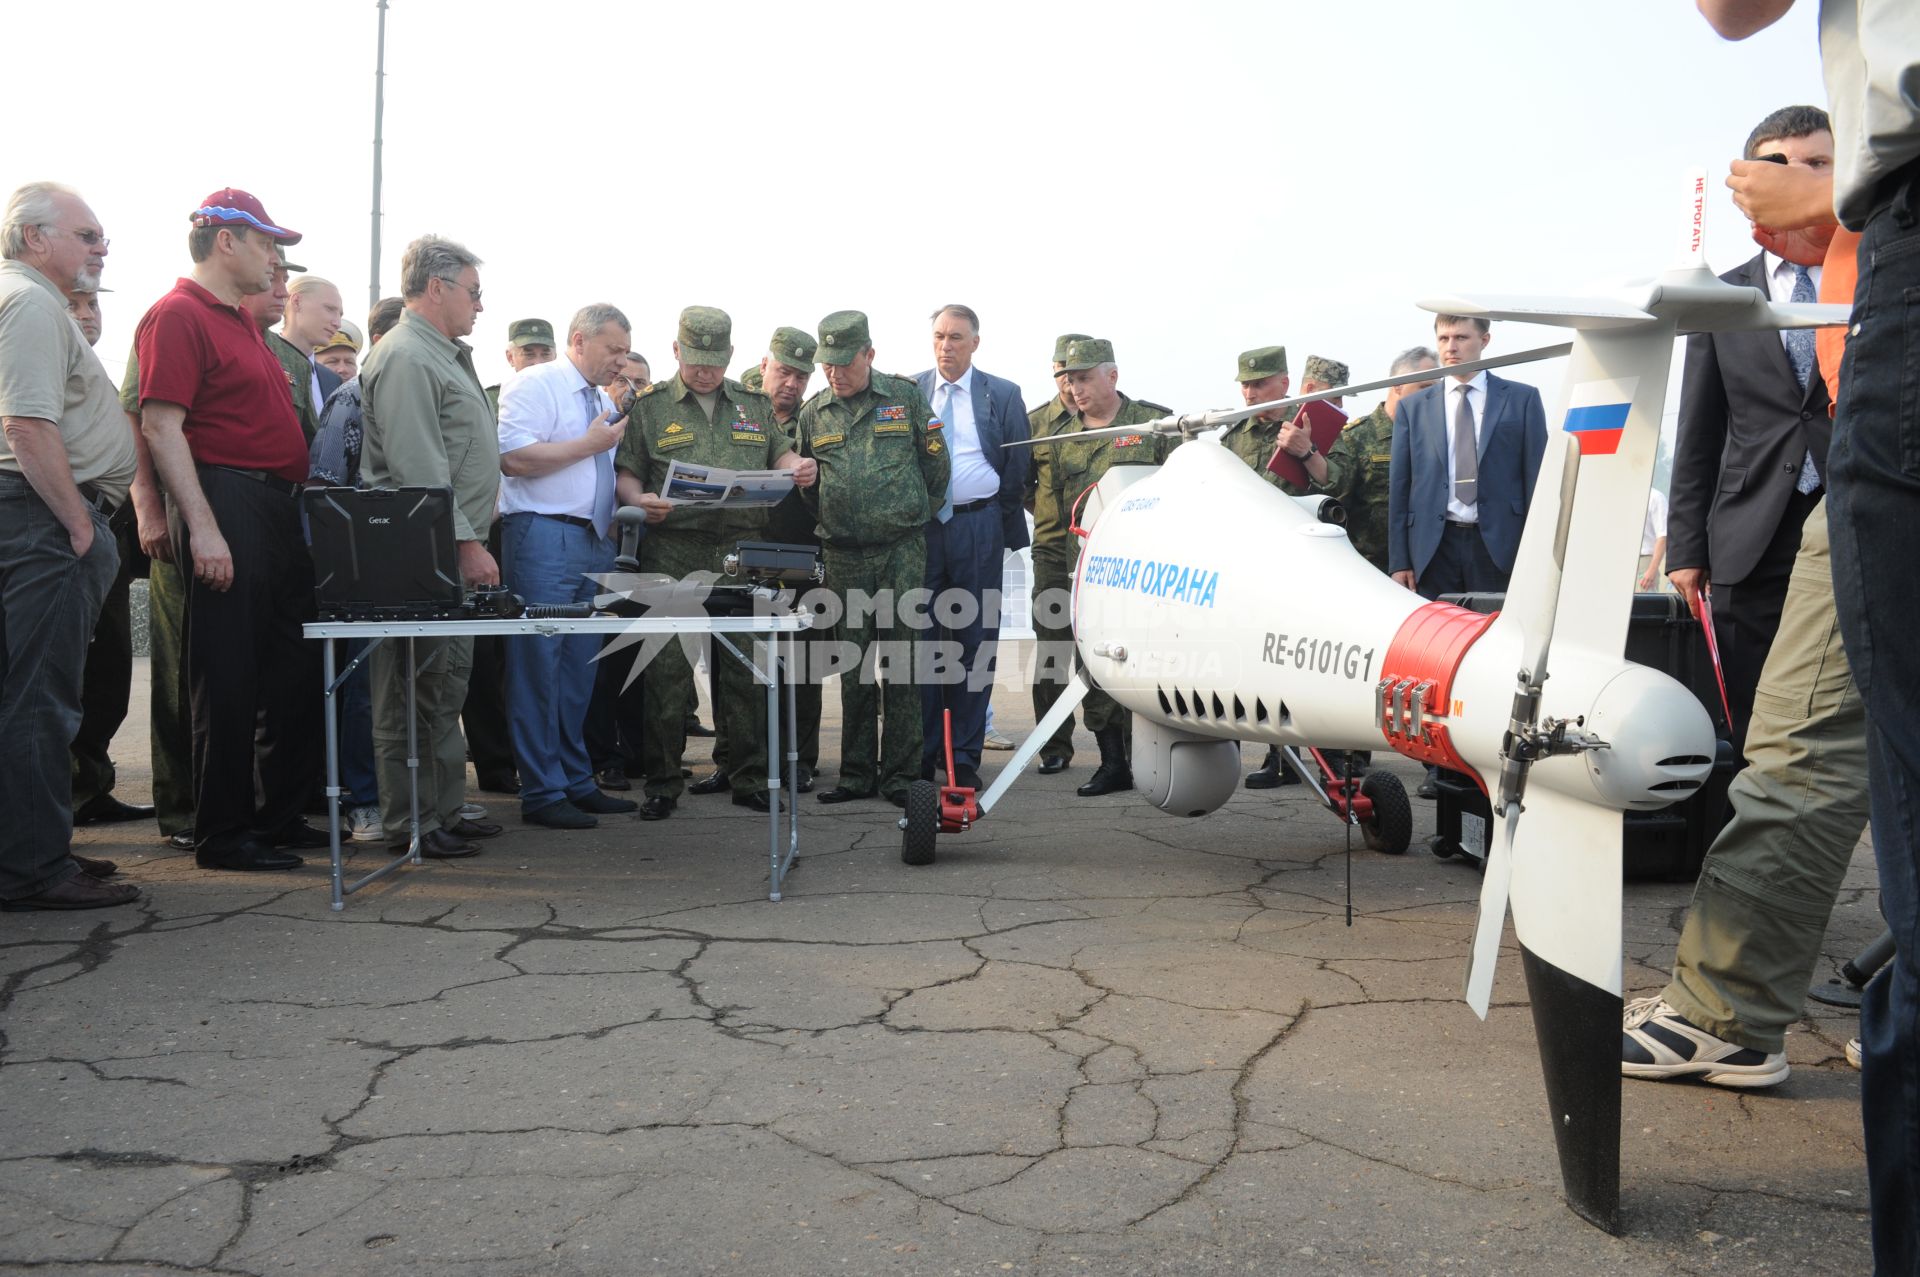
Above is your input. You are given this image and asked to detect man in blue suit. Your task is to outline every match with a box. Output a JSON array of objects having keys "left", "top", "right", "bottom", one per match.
[
  {"left": 913, "top": 305, "right": 1030, "bottom": 790},
  {"left": 1388, "top": 315, "right": 1547, "bottom": 600},
  {"left": 1389, "top": 315, "right": 1547, "bottom": 797}
]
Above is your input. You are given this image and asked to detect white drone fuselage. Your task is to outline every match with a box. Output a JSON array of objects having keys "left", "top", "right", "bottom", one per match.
[{"left": 1071, "top": 439, "right": 1718, "bottom": 825}]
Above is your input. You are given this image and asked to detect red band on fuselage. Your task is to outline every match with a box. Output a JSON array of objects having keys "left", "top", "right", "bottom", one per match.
[{"left": 1378, "top": 601, "right": 1498, "bottom": 790}]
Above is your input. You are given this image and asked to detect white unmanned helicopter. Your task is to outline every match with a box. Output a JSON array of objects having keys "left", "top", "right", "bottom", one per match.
[{"left": 899, "top": 172, "right": 1848, "bottom": 1233}]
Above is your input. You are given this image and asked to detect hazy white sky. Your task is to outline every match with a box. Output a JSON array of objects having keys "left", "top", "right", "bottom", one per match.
[{"left": 17, "top": 0, "right": 1824, "bottom": 416}]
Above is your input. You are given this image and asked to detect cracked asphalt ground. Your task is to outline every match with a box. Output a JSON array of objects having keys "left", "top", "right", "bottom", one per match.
[{"left": 0, "top": 654, "right": 1879, "bottom": 1275}]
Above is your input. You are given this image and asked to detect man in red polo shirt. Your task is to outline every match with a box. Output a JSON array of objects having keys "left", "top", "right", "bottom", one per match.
[{"left": 131, "top": 189, "right": 324, "bottom": 872}]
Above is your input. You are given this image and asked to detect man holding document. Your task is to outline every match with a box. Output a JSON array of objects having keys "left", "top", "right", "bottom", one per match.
[{"left": 613, "top": 306, "right": 816, "bottom": 821}]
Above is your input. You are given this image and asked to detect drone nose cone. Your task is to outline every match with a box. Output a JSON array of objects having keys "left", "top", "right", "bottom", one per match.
[{"left": 1579, "top": 664, "right": 1717, "bottom": 810}]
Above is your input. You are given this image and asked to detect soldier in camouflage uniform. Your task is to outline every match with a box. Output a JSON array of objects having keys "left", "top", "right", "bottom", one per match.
[
  {"left": 797, "top": 311, "right": 948, "bottom": 807},
  {"left": 614, "top": 307, "right": 817, "bottom": 820},
  {"left": 1032, "top": 337, "right": 1172, "bottom": 797},
  {"left": 1317, "top": 349, "right": 1437, "bottom": 576},
  {"left": 1222, "top": 346, "right": 1292, "bottom": 488},
  {"left": 1028, "top": 333, "right": 1090, "bottom": 774}
]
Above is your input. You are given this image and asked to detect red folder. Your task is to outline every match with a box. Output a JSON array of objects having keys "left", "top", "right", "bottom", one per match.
[{"left": 1265, "top": 398, "right": 1348, "bottom": 489}]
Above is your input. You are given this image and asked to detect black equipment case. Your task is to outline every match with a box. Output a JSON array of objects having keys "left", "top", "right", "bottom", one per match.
[
  {"left": 304, "top": 486, "right": 464, "bottom": 621},
  {"left": 1430, "top": 591, "right": 1737, "bottom": 882}
]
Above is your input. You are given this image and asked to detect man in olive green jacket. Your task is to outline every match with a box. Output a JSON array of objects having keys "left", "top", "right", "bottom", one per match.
[{"left": 796, "top": 311, "right": 948, "bottom": 807}]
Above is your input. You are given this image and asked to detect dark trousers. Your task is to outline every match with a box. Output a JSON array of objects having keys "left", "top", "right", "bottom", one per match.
[
  {"left": 920, "top": 505, "right": 1004, "bottom": 773},
  {"left": 1416, "top": 521, "right": 1510, "bottom": 601},
  {"left": 71, "top": 527, "right": 134, "bottom": 809},
  {"left": 339, "top": 637, "right": 378, "bottom": 807},
  {"left": 585, "top": 639, "right": 646, "bottom": 773},
  {"left": 462, "top": 520, "right": 514, "bottom": 782},
  {"left": 170, "top": 468, "right": 321, "bottom": 850},
  {"left": 1828, "top": 168, "right": 1920, "bottom": 1277},
  {"left": 1710, "top": 485, "right": 1822, "bottom": 761},
  {"left": 0, "top": 476, "right": 117, "bottom": 899}
]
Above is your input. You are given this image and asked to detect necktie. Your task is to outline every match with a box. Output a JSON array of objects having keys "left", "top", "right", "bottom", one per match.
[
  {"left": 1787, "top": 265, "right": 1823, "bottom": 494},
  {"left": 587, "top": 384, "right": 614, "bottom": 539},
  {"left": 934, "top": 381, "right": 958, "bottom": 523},
  {"left": 1452, "top": 384, "right": 1478, "bottom": 510}
]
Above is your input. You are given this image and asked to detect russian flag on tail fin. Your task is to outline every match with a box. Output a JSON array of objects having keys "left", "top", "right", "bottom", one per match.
[{"left": 1562, "top": 377, "right": 1639, "bottom": 456}]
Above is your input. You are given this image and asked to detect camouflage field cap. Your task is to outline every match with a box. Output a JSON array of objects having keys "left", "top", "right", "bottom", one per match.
[
  {"left": 320, "top": 319, "right": 363, "bottom": 353},
  {"left": 1051, "top": 332, "right": 1093, "bottom": 365},
  {"left": 1236, "top": 346, "right": 1287, "bottom": 383},
  {"left": 677, "top": 306, "right": 733, "bottom": 366},
  {"left": 1058, "top": 336, "right": 1115, "bottom": 373},
  {"left": 769, "top": 325, "right": 817, "bottom": 373},
  {"left": 739, "top": 366, "right": 764, "bottom": 392},
  {"left": 815, "top": 310, "right": 871, "bottom": 366},
  {"left": 1303, "top": 354, "right": 1349, "bottom": 387},
  {"left": 274, "top": 244, "right": 306, "bottom": 274},
  {"left": 507, "top": 317, "right": 555, "bottom": 349}
]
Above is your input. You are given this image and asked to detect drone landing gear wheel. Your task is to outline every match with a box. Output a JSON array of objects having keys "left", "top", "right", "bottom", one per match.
[
  {"left": 901, "top": 780, "right": 938, "bottom": 866},
  {"left": 1359, "top": 770, "right": 1412, "bottom": 855}
]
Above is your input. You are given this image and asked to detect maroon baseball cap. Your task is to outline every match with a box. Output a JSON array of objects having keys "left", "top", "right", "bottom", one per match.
[{"left": 190, "top": 188, "right": 302, "bottom": 245}]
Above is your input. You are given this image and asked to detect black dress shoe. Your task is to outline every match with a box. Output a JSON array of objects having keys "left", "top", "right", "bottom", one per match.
[
  {"left": 1076, "top": 765, "right": 1133, "bottom": 798},
  {"left": 685, "top": 717, "right": 715, "bottom": 738},
  {"left": 416, "top": 828, "right": 481, "bottom": 858},
  {"left": 2, "top": 875, "right": 140, "bottom": 911},
  {"left": 597, "top": 765, "right": 632, "bottom": 792},
  {"left": 573, "top": 790, "right": 638, "bottom": 815},
  {"left": 524, "top": 800, "right": 597, "bottom": 830},
  {"left": 732, "top": 791, "right": 771, "bottom": 813},
  {"left": 73, "top": 794, "right": 156, "bottom": 826},
  {"left": 815, "top": 786, "right": 871, "bottom": 805},
  {"left": 638, "top": 796, "right": 676, "bottom": 821},
  {"left": 795, "top": 765, "right": 815, "bottom": 794},
  {"left": 72, "top": 854, "right": 118, "bottom": 879},
  {"left": 267, "top": 821, "right": 333, "bottom": 849},
  {"left": 197, "top": 839, "right": 304, "bottom": 872},
  {"left": 952, "top": 765, "right": 982, "bottom": 791},
  {"left": 886, "top": 791, "right": 908, "bottom": 809},
  {"left": 165, "top": 828, "right": 196, "bottom": 851},
  {"left": 446, "top": 817, "right": 504, "bottom": 839},
  {"left": 687, "top": 772, "right": 730, "bottom": 796},
  {"left": 476, "top": 770, "right": 521, "bottom": 795},
  {"left": 1416, "top": 779, "right": 1439, "bottom": 800},
  {"left": 1038, "top": 754, "right": 1070, "bottom": 775}
]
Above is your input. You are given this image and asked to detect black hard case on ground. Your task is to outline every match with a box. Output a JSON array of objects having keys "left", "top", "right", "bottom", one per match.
[
  {"left": 303, "top": 486, "right": 464, "bottom": 621},
  {"left": 1430, "top": 592, "right": 1737, "bottom": 882}
]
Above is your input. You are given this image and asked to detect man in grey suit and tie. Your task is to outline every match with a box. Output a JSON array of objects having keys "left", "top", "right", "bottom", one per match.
[
  {"left": 913, "top": 304, "right": 1030, "bottom": 791},
  {"left": 1389, "top": 314, "right": 1548, "bottom": 797},
  {"left": 1668, "top": 106, "right": 1835, "bottom": 762},
  {"left": 1388, "top": 314, "right": 1547, "bottom": 600}
]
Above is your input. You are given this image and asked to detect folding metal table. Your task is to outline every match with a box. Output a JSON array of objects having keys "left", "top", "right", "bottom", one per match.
[{"left": 302, "top": 613, "right": 808, "bottom": 910}]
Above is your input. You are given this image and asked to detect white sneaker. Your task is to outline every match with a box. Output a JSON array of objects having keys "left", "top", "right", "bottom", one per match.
[
  {"left": 347, "top": 805, "right": 384, "bottom": 843},
  {"left": 1621, "top": 995, "right": 1789, "bottom": 1088},
  {"left": 1846, "top": 1037, "right": 1863, "bottom": 1070},
  {"left": 458, "top": 800, "right": 487, "bottom": 821},
  {"left": 983, "top": 728, "right": 1015, "bottom": 751}
]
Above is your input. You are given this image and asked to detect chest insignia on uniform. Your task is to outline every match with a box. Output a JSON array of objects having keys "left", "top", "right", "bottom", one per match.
[
  {"left": 812, "top": 431, "right": 845, "bottom": 448},
  {"left": 874, "top": 405, "right": 908, "bottom": 423},
  {"left": 732, "top": 419, "right": 763, "bottom": 434},
  {"left": 1114, "top": 434, "right": 1142, "bottom": 447},
  {"left": 665, "top": 423, "right": 685, "bottom": 434}
]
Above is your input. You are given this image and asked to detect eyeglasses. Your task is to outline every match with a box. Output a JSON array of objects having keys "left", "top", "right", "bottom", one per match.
[
  {"left": 436, "top": 276, "right": 482, "bottom": 304},
  {"left": 40, "top": 225, "right": 110, "bottom": 249}
]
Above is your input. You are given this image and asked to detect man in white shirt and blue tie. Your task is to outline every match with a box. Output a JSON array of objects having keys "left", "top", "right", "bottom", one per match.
[
  {"left": 497, "top": 304, "right": 639, "bottom": 830},
  {"left": 912, "top": 305, "right": 1031, "bottom": 791}
]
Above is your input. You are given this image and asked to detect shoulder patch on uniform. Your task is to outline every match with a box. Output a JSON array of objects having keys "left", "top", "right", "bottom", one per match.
[{"left": 927, "top": 439, "right": 944, "bottom": 454}]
